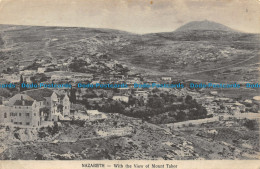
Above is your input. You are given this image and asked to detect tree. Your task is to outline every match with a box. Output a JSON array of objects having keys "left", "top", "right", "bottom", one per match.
[
  {"left": 176, "top": 111, "right": 186, "bottom": 122},
  {"left": 57, "top": 104, "right": 64, "bottom": 114},
  {"left": 39, "top": 74, "right": 48, "bottom": 82},
  {"left": 68, "top": 59, "right": 89, "bottom": 72},
  {"left": 20, "top": 75, "right": 24, "bottom": 92},
  {"left": 52, "top": 122, "right": 60, "bottom": 134},
  {"left": 0, "top": 88, "right": 11, "bottom": 98},
  {"left": 100, "top": 101, "right": 125, "bottom": 113},
  {"left": 185, "top": 95, "right": 192, "bottom": 104},
  {"left": 147, "top": 97, "right": 164, "bottom": 109},
  {"left": 244, "top": 120, "right": 258, "bottom": 130},
  {"left": 70, "top": 87, "right": 77, "bottom": 104},
  {"left": 128, "top": 95, "right": 136, "bottom": 106}
]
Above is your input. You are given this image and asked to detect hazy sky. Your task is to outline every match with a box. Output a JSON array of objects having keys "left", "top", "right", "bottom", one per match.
[{"left": 0, "top": 0, "right": 259, "bottom": 33}]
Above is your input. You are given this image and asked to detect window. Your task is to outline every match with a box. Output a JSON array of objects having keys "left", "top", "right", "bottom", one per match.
[
  {"left": 14, "top": 122, "right": 17, "bottom": 124},
  {"left": 19, "top": 106, "right": 21, "bottom": 109},
  {"left": 34, "top": 113, "right": 36, "bottom": 116},
  {"left": 26, "top": 122, "right": 30, "bottom": 125},
  {"left": 26, "top": 113, "right": 30, "bottom": 117},
  {"left": 4, "top": 113, "right": 7, "bottom": 118},
  {"left": 11, "top": 119, "right": 13, "bottom": 122},
  {"left": 65, "top": 106, "right": 67, "bottom": 109},
  {"left": 20, "top": 122, "right": 22, "bottom": 125},
  {"left": 19, "top": 113, "right": 21, "bottom": 116}
]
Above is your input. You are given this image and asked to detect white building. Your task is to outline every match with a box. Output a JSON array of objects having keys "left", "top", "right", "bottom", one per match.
[
  {"left": 161, "top": 77, "right": 172, "bottom": 81},
  {"left": 2, "top": 74, "right": 20, "bottom": 83},
  {"left": 0, "top": 88, "right": 70, "bottom": 127},
  {"left": 112, "top": 95, "right": 129, "bottom": 103},
  {"left": 37, "top": 67, "right": 46, "bottom": 73},
  {"left": 87, "top": 110, "right": 107, "bottom": 121}
]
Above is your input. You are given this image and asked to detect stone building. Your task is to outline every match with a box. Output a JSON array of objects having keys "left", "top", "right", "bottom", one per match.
[{"left": 0, "top": 88, "right": 70, "bottom": 127}]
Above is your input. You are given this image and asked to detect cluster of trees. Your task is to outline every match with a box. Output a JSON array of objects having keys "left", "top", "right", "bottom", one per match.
[
  {"left": 30, "top": 73, "right": 49, "bottom": 83},
  {"left": 69, "top": 59, "right": 90, "bottom": 73},
  {"left": 0, "top": 88, "right": 11, "bottom": 98},
  {"left": 38, "top": 122, "right": 60, "bottom": 138},
  {"left": 96, "top": 93, "right": 208, "bottom": 124},
  {"left": 99, "top": 100, "right": 126, "bottom": 113},
  {"left": 69, "top": 57, "right": 129, "bottom": 74},
  {"left": 47, "top": 122, "right": 60, "bottom": 135},
  {"left": 19, "top": 74, "right": 48, "bottom": 92},
  {"left": 113, "top": 64, "right": 129, "bottom": 74},
  {"left": 24, "top": 62, "right": 41, "bottom": 70},
  {"left": 2, "top": 67, "right": 17, "bottom": 74},
  {"left": 243, "top": 119, "right": 258, "bottom": 130},
  {"left": 69, "top": 87, "right": 208, "bottom": 124}
]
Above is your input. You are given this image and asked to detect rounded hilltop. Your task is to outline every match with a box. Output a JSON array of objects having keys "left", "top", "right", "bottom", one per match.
[{"left": 175, "top": 20, "right": 236, "bottom": 32}]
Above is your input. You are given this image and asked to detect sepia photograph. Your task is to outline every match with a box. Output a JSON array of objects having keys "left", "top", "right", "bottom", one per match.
[{"left": 0, "top": 0, "right": 259, "bottom": 168}]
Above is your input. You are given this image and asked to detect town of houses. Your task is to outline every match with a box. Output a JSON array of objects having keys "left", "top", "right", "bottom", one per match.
[{"left": 0, "top": 54, "right": 259, "bottom": 128}]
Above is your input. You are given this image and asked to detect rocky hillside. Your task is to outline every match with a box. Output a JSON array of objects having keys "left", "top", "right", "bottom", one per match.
[{"left": 0, "top": 22, "right": 259, "bottom": 82}]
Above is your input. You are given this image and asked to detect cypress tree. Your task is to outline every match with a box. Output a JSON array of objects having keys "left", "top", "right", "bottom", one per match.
[
  {"left": 70, "top": 87, "right": 76, "bottom": 104},
  {"left": 20, "top": 75, "right": 24, "bottom": 92}
]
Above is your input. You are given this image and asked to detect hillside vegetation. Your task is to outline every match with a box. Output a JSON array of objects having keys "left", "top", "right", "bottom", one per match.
[{"left": 0, "top": 21, "right": 259, "bottom": 82}]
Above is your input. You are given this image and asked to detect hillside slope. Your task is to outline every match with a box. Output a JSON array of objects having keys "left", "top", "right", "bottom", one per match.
[{"left": 0, "top": 22, "right": 259, "bottom": 82}]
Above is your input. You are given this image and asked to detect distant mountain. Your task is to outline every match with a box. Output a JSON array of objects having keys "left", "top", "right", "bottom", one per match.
[
  {"left": 144, "top": 20, "right": 251, "bottom": 42},
  {"left": 0, "top": 23, "right": 259, "bottom": 83},
  {"left": 175, "top": 20, "right": 235, "bottom": 32}
]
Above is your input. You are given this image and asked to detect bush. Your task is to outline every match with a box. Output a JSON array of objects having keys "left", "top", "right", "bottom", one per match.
[
  {"left": 244, "top": 120, "right": 258, "bottom": 130},
  {"left": 14, "top": 133, "right": 20, "bottom": 140},
  {"left": 70, "top": 119, "right": 85, "bottom": 127},
  {"left": 38, "top": 131, "right": 48, "bottom": 138},
  {"left": 46, "top": 122, "right": 60, "bottom": 135}
]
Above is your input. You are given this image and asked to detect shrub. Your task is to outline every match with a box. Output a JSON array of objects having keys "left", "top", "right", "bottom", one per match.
[{"left": 244, "top": 120, "right": 258, "bottom": 130}]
